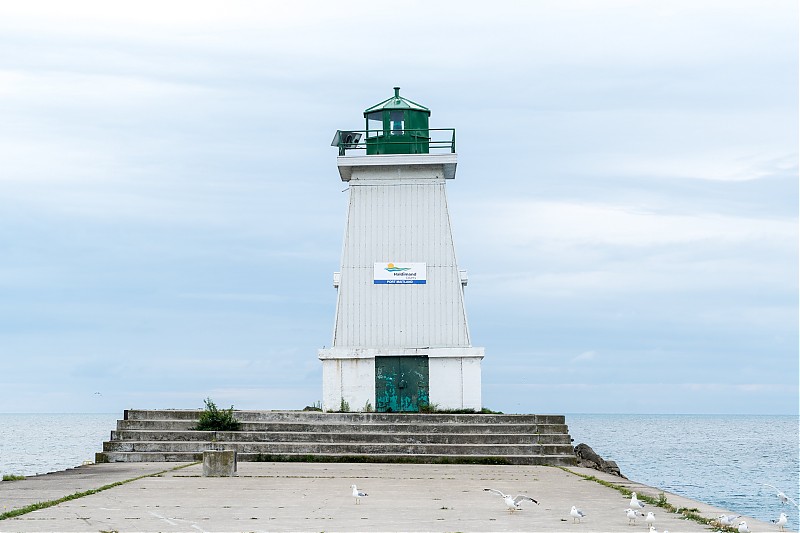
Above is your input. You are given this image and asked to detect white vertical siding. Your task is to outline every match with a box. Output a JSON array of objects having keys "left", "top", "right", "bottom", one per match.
[
  {"left": 321, "top": 358, "right": 376, "bottom": 412},
  {"left": 332, "top": 164, "right": 471, "bottom": 349}
]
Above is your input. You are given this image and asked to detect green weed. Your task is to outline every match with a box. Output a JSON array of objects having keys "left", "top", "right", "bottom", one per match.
[
  {"left": 337, "top": 398, "right": 350, "bottom": 413},
  {"left": 557, "top": 467, "right": 739, "bottom": 532},
  {"left": 0, "top": 463, "right": 196, "bottom": 521},
  {"left": 192, "top": 398, "right": 241, "bottom": 431}
]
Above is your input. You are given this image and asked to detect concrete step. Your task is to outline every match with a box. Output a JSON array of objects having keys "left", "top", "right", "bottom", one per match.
[
  {"left": 96, "top": 451, "right": 578, "bottom": 466},
  {"left": 98, "top": 410, "right": 577, "bottom": 466},
  {"left": 103, "top": 440, "right": 574, "bottom": 456},
  {"left": 115, "top": 419, "right": 569, "bottom": 435},
  {"left": 121, "top": 409, "right": 566, "bottom": 425},
  {"left": 109, "top": 430, "right": 572, "bottom": 445}
]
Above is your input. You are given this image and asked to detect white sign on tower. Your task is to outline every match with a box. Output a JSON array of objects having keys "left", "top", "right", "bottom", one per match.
[{"left": 373, "top": 262, "right": 426, "bottom": 284}]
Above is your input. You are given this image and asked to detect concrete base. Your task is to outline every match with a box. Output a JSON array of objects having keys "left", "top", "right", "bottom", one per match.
[
  {"left": 202, "top": 450, "right": 237, "bottom": 477},
  {"left": 319, "top": 348, "right": 483, "bottom": 412}
]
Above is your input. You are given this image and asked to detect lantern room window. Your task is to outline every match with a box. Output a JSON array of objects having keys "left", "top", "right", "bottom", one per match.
[
  {"left": 367, "top": 112, "right": 383, "bottom": 137},
  {"left": 390, "top": 111, "right": 404, "bottom": 135}
]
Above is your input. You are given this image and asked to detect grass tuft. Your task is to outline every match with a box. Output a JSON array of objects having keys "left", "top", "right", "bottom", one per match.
[
  {"left": 0, "top": 463, "right": 196, "bottom": 521},
  {"left": 557, "top": 466, "right": 739, "bottom": 532},
  {"left": 335, "top": 398, "right": 351, "bottom": 413},
  {"left": 418, "top": 404, "right": 504, "bottom": 414}
]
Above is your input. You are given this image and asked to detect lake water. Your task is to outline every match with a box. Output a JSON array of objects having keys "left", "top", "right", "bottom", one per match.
[
  {"left": 0, "top": 413, "right": 796, "bottom": 526},
  {"left": 567, "top": 414, "right": 799, "bottom": 527},
  {"left": 0, "top": 413, "right": 118, "bottom": 478}
]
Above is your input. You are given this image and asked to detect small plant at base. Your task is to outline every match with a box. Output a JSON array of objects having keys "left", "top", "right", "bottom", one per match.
[
  {"left": 192, "top": 398, "right": 241, "bottom": 431},
  {"left": 363, "top": 400, "right": 373, "bottom": 412},
  {"left": 419, "top": 404, "right": 504, "bottom": 414},
  {"left": 418, "top": 402, "right": 440, "bottom": 413},
  {"left": 2, "top": 474, "right": 25, "bottom": 481},
  {"left": 338, "top": 398, "right": 350, "bottom": 412}
]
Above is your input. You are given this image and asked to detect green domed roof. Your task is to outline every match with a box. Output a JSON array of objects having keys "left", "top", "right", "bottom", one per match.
[{"left": 363, "top": 87, "right": 430, "bottom": 116}]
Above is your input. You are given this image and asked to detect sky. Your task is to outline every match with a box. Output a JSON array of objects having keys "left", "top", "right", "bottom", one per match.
[{"left": 1, "top": 1, "right": 797, "bottom": 415}]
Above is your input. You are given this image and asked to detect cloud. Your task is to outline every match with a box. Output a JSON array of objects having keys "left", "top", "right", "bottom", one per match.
[
  {"left": 178, "top": 292, "right": 284, "bottom": 303},
  {"left": 455, "top": 197, "right": 796, "bottom": 303},
  {"left": 467, "top": 200, "right": 796, "bottom": 249},
  {"left": 588, "top": 150, "right": 798, "bottom": 183},
  {"left": 571, "top": 351, "right": 598, "bottom": 363},
  {"left": 482, "top": 381, "right": 799, "bottom": 415},
  {"left": 679, "top": 383, "right": 799, "bottom": 395}
]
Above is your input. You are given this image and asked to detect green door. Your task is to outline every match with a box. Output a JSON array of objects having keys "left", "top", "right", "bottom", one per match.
[{"left": 375, "top": 356, "right": 429, "bottom": 412}]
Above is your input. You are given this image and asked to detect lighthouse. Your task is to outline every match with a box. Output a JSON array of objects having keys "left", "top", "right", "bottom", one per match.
[{"left": 319, "top": 88, "right": 484, "bottom": 412}]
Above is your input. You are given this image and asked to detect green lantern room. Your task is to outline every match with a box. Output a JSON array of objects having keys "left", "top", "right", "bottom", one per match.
[{"left": 364, "top": 87, "right": 431, "bottom": 155}]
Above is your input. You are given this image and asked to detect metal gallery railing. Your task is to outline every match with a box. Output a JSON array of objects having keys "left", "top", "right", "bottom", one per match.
[{"left": 331, "top": 128, "right": 456, "bottom": 156}]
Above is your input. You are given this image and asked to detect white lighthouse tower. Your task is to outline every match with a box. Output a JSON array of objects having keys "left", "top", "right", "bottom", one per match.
[{"left": 319, "top": 88, "right": 484, "bottom": 412}]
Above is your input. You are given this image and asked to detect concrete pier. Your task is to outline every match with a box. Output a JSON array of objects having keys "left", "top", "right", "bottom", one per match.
[{"left": 0, "top": 462, "right": 776, "bottom": 532}]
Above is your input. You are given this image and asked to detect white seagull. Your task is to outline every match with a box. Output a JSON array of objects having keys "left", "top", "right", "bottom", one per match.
[
  {"left": 484, "top": 488, "right": 539, "bottom": 511},
  {"left": 761, "top": 483, "right": 800, "bottom": 509},
  {"left": 772, "top": 512, "right": 788, "bottom": 531},
  {"left": 350, "top": 484, "right": 367, "bottom": 504},
  {"left": 737, "top": 520, "right": 750, "bottom": 533},
  {"left": 718, "top": 514, "right": 741, "bottom": 527},
  {"left": 645, "top": 511, "right": 656, "bottom": 528},
  {"left": 626, "top": 508, "right": 644, "bottom": 525},
  {"left": 629, "top": 492, "right": 646, "bottom": 509},
  {"left": 570, "top": 505, "right": 586, "bottom": 523}
]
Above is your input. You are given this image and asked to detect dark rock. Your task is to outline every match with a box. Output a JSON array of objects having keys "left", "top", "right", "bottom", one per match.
[{"left": 574, "top": 443, "right": 627, "bottom": 478}]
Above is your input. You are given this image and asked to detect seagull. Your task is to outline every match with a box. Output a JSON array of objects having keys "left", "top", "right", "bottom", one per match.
[
  {"left": 570, "top": 505, "right": 586, "bottom": 523},
  {"left": 626, "top": 508, "right": 644, "bottom": 525},
  {"left": 718, "top": 514, "right": 741, "bottom": 527},
  {"left": 630, "top": 492, "right": 646, "bottom": 509},
  {"left": 645, "top": 511, "right": 656, "bottom": 528},
  {"left": 484, "top": 488, "right": 538, "bottom": 511},
  {"left": 737, "top": 520, "right": 750, "bottom": 533},
  {"left": 350, "top": 484, "right": 367, "bottom": 504},
  {"left": 772, "top": 512, "right": 788, "bottom": 531},
  {"left": 761, "top": 483, "right": 800, "bottom": 508}
]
